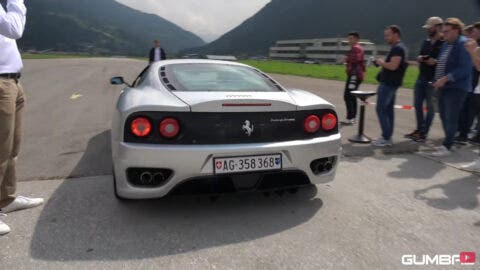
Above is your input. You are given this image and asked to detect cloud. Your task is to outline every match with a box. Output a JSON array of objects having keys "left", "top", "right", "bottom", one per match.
[{"left": 116, "top": 0, "right": 270, "bottom": 42}]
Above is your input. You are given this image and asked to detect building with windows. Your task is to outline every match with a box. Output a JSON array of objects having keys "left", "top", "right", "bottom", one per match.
[{"left": 269, "top": 38, "right": 390, "bottom": 64}]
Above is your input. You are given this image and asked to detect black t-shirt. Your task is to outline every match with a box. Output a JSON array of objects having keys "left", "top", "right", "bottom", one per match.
[
  {"left": 377, "top": 42, "right": 408, "bottom": 87},
  {"left": 418, "top": 39, "right": 444, "bottom": 81}
]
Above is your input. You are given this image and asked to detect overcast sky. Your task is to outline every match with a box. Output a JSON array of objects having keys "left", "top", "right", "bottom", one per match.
[{"left": 116, "top": 0, "right": 271, "bottom": 42}]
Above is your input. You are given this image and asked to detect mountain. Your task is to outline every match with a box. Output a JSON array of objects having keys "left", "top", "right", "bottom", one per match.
[
  {"left": 18, "top": 0, "right": 205, "bottom": 56},
  {"left": 186, "top": 0, "right": 480, "bottom": 57}
]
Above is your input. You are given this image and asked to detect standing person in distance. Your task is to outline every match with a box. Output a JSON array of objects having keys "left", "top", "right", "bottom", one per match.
[
  {"left": 430, "top": 18, "right": 473, "bottom": 157},
  {"left": 462, "top": 37, "right": 480, "bottom": 171},
  {"left": 456, "top": 22, "right": 480, "bottom": 145},
  {"left": 372, "top": 25, "right": 409, "bottom": 147},
  {"left": 149, "top": 39, "right": 167, "bottom": 64},
  {"left": 342, "top": 31, "right": 365, "bottom": 125},
  {"left": 405, "top": 17, "right": 444, "bottom": 142}
]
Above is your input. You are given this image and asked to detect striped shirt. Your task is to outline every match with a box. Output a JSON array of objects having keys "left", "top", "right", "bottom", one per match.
[{"left": 434, "top": 44, "right": 453, "bottom": 81}]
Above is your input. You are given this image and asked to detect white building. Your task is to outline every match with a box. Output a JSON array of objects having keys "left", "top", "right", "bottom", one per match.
[{"left": 269, "top": 38, "right": 389, "bottom": 64}]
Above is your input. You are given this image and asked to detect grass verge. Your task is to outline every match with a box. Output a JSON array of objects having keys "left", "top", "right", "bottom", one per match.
[
  {"left": 21, "top": 53, "right": 95, "bottom": 59},
  {"left": 240, "top": 60, "right": 418, "bottom": 89}
]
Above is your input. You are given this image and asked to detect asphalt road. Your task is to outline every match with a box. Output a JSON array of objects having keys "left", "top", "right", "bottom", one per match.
[{"left": 1, "top": 58, "right": 479, "bottom": 270}]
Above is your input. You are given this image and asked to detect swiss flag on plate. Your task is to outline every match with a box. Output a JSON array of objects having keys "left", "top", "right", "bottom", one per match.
[{"left": 460, "top": 252, "right": 476, "bottom": 265}]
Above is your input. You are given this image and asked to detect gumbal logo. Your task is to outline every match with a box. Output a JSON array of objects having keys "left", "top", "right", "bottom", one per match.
[
  {"left": 460, "top": 252, "right": 476, "bottom": 265},
  {"left": 401, "top": 252, "right": 476, "bottom": 266}
]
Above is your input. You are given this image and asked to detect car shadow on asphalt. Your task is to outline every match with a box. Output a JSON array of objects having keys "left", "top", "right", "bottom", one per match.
[
  {"left": 342, "top": 139, "right": 480, "bottom": 180},
  {"left": 29, "top": 131, "right": 324, "bottom": 261},
  {"left": 67, "top": 129, "right": 112, "bottom": 179},
  {"left": 342, "top": 140, "right": 421, "bottom": 161},
  {"left": 341, "top": 141, "right": 446, "bottom": 180},
  {"left": 386, "top": 154, "right": 447, "bottom": 180},
  {"left": 413, "top": 175, "right": 480, "bottom": 211}
]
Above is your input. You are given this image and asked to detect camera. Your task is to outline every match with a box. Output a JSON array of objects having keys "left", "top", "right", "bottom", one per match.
[{"left": 370, "top": 56, "right": 379, "bottom": 67}]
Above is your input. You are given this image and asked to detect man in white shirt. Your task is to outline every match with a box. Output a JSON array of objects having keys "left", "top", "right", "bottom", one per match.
[
  {"left": 148, "top": 39, "right": 166, "bottom": 64},
  {"left": 0, "top": 0, "right": 44, "bottom": 236}
]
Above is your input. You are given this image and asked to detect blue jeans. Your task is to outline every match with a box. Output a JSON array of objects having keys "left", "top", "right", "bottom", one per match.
[
  {"left": 458, "top": 92, "right": 480, "bottom": 138},
  {"left": 414, "top": 80, "right": 435, "bottom": 134},
  {"left": 376, "top": 83, "right": 399, "bottom": 140},
  {"left": 439, "top": 88, "right": 467, "bottom": 149}
]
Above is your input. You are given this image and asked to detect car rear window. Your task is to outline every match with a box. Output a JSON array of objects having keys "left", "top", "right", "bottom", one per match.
[{"left": 160, "top": 63, "right": 282, "bottom": 92}]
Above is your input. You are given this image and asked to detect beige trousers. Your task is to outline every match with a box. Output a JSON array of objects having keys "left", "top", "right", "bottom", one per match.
[{"left": 0, "top": 78, "right": 25, "bottom": 208}]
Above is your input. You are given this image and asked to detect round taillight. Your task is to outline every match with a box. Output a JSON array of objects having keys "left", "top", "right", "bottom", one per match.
[
  {"left": 304, "top": 115, "right": 321, "bottom": 133},
  {"left": 322, "top": 113, "right": 337, "bottom": 131},
  {"left": 131, "top": 117, "right": 152, "bottom": 137},
  {"left": 159, "top": 118, "right": 180, "bottom": 138}
]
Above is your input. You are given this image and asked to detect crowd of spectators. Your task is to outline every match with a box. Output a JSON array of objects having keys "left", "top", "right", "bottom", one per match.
[{"left": 343, "top": 17, "right": 480, "bottom": 171}]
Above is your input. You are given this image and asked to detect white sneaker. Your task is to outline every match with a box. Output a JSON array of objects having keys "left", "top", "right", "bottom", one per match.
[
  {"left": 429, "top": 145, "right": 452, "bottom": 157},
  {"left": 461, "top": 159, "right": 480, "bottom": 172},
  {"left": 372, "top": 137, "right": 393, "bottom": 147},
  {"left": 0, "top": 214, "right": 10, "bottom": 235},
  {"left": 0, "top": 196, "right": 44, "bottom": 214},
  {"left": 341, "top": 119, "right": 355, "bottom": 125}
]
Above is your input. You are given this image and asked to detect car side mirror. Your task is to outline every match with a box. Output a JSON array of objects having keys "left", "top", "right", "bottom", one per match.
[{"left": 110, "top": 76, "right": 126, "bottom": 85}]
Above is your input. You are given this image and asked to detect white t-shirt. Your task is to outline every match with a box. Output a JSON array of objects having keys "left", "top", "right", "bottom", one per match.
[
  {"left": 154, "top": 48, "right": 161, "bottom": 62},
  {"left": 0, "top": 0, "right": 26, "bottom": 73}
]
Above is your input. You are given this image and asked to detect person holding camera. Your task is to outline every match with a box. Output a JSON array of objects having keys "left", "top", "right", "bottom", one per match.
[
  {"left": 341, "top": 32, "right": 365, "bottom": 125},
  {"left": 371, "top": 25, "right": 409, "bottom": 147},
  {"left": 404, "top": 17, "right": 444, "bottom": 142},
  {"left": 430, "top": 18, "right": 473, "bottom": 157},
  {"left": 0, "top": 0, "right": 44, "bottom": 235}
]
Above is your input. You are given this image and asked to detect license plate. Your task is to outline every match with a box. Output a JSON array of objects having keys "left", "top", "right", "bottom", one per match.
[{"left": 214, "top": 154, "right": 282, "bottom": 174}]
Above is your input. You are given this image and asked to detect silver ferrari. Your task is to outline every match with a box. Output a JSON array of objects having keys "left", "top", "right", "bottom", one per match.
[{"left": 110, "top": 60, "right": 341, "bottom": 200}]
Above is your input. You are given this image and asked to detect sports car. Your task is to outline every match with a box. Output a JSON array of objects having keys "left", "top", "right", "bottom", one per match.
[{"left": 110, "top": 60, "right": 341, "bottom": 199}]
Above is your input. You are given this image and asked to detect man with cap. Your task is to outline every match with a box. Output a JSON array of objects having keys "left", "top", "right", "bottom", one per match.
[
  {"left": 0, "top": 0, "right": 44, "bottom": 236},
  {"left": 405, "top": 17, "right": 444, "bottom": 142}
]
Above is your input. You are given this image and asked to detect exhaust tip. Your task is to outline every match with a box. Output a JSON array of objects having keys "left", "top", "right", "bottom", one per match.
[
  {"left": 310, "top": 157, "right": 337, "bottom": 175},
  {"left": 127, "top": 168, "right": 173, "bottom": 187},
  {"left": 140, "top": 171, "right": 153, "bottom": 185}
]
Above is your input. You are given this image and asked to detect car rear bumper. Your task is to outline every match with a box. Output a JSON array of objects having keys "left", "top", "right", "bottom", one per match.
[{"left": 112, "top": 134, "right": 341, "bottom": 199}]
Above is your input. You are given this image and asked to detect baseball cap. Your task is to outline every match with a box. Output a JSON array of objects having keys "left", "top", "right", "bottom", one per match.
[{"left": 423, "top": 17, "right": 444, "bottom": 29}]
